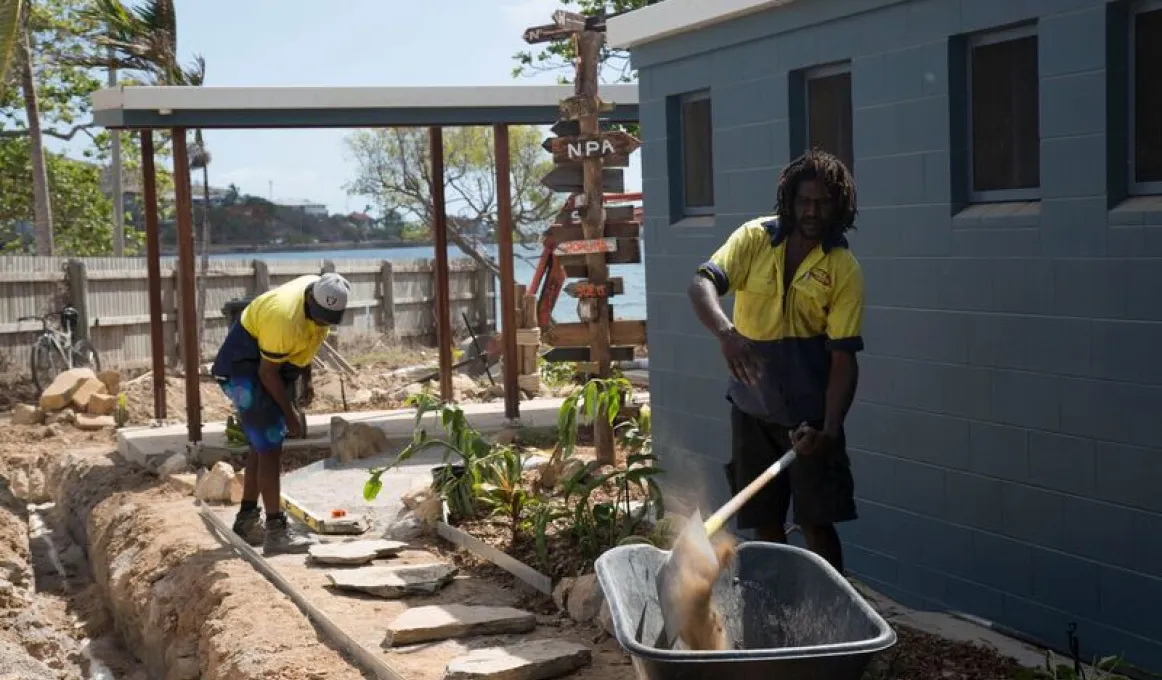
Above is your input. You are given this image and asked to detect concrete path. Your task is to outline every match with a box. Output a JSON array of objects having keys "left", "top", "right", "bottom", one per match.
[{"left": 117, "top": 397, "right": 568, "bottom": 471}]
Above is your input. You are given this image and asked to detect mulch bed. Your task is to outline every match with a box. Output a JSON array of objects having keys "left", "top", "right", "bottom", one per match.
[{"left": 864, "top": 625, "right": 1027, "bottom": 679}]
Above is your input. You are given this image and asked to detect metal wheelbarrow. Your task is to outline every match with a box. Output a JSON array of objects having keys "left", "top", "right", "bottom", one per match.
[{"left": 594, "top": 541, "right": 897, "bottom": 680}]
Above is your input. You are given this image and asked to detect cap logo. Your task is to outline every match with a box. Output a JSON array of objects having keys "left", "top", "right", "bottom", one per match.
[{"left": 326, "top": 295, "right": 337, "bottom": 306}]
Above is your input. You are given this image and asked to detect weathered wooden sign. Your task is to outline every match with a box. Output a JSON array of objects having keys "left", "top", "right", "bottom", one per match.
[
  {"left": 554, "top": 238, "right": 616, "bottom": 256},
  {"left": 559, "top": 94, "right": 613, "bottom": 120},
  {"left": 540, "top": 165, "right": 625, "bottom": 193},
  {"left": 547, "top": 131, "right": 641, "bottom": 164},
  {"left": 543, "top": 345, "right": 635, "bottom": 363},
  {"left": 545, "top": 319, "right": 647, "bottom": 347},
  {"left": 548, "top": 220, "right": 640, "bottom": 242},
  {"left": 551, "top": 119, "right": 614, "bottom": 137},
  {"left": 552, "top": 9, "right": 587, "bottom": 31},
  {"left": 523, "top": 23, "right": 575, "bottom": 43},
  {"left": 558, "top": 236, "right": 639, "bottom": 265},
  {"left": 563, "top": 278, "right": 624, "bottom": 298}
]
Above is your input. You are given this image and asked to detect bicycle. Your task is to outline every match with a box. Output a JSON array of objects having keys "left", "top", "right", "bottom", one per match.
[{"left": 18, "top": 307, "right": 101, "bottom": 393}]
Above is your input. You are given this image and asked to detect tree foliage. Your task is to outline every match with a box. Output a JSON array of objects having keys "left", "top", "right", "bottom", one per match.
[{"left": 343, "top": 126, "right": 562, "bottom": 273}]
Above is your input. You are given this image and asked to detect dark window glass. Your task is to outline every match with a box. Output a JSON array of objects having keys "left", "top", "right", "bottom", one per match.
[
  {"left": 681, "top": 95, "right": 714, "bottom": 209},
  {"left": 807, "top": 71, "right": 854, "bottom": 173},
  {"left": 970, "top": 34, "right": 1040, "bottom": 193},
  {"left": 1134, "top": 8, "right": 1162, "bottom": 184}
]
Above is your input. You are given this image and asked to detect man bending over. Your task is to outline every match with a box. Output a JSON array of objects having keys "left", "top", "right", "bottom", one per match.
[{"left": 211, "top": 272, "right": 351, "bottom": 555}]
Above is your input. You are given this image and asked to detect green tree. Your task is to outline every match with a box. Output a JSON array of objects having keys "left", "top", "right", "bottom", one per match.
[{"left": 343, "top": 126, "right": 560, "bottom": 275}]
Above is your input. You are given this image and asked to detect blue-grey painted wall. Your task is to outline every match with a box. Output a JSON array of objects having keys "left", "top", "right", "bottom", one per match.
[{"left": 633, "top": 0, "right": 1162, "bottom": 670}]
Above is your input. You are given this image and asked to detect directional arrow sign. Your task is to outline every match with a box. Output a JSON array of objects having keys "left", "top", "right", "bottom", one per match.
[
  {"left": 559, "top": 94, "right": 612, "bottom": 120},
  {"left": 540, "top": 165, "right": 625, "bottom": 194},
  {"left": 548, "top": 131, "right": 641, "bottom": 164},
  {"left": 550, "top": 119, "right": 616, "bottom": 137},
  {"left": 523, "top": 23, "right": 576, "bottom": 44},
  {"left": 552, "top": 9, "right": 587, "bottom": 31},
  {"left": 563, "top": 278, "right": 624, "bottom": 298},
  {"left": 554, "top": 238, "right": 616, "bottom": 256}
]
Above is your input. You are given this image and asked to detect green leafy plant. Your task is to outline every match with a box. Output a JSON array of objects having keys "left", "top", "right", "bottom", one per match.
[
  {"left": 224, "top": 414, "right": 248, "bottom": 446},
  {"left": 538, "top": 356, "right": 576, "bottom": 388},
  {"left": 477, "top": 445, "right": 535, "bottom": 548},
  {"left": 363, "top": 397, "right": 493, "bottom": 522},
  {"left": 557, "top": 375, "right": 632, "bottom": 459},
  {"left": 1010, "top": 651, "right": 1137, "bottom": 680},
  {"left": 113, "top": 393, "right": 130, "bottom": 428}
]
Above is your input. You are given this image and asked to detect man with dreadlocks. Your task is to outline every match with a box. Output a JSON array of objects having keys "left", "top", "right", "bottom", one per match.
[{"left": 688, "top": 148, "right": 863, "bottom": 574}]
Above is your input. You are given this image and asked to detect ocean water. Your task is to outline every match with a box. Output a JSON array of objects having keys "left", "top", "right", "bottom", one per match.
[{"left": 210, "top": 242, "right": 649, "bottom": 322}]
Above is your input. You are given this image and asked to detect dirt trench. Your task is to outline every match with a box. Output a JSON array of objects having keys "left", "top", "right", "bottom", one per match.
[{"left": 1, "top": 430, "right": 369, "bottom": 680}]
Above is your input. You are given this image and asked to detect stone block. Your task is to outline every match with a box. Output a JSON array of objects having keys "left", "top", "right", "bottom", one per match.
[
  {"left": 96, "top": 369, "right": 121, "bottom": 394},
  {"left": 383, "top": 605, "right": 536, "bottom": 648},
  {"left": 74, "top": 414, "right": 114, "bottom": 431},
  {"left": 11, "top": 404, "right": 43, "bottom": 425},
  {"left": 327, "top": 562, "right": 456, "bottom": 599},
  {"left": 308, "top": 539, "right": 407, "bottom": 566},
  {"left": 87, "top": 393, "right": 117, "bottom": 416},
  {"left": 69, "top": 376, "right": 108, "bottom": 412},
  {"left": 39, "top": 368, "right": 97, "bottom": 412},
  {"left": 444, "top": 639, "right": 592, "bottom": 680}
]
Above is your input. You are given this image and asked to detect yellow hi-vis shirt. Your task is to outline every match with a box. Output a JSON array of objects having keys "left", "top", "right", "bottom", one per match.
[
  {"left": 697, "top": 216, "right": 865, "bottom": 426},
  {"left": 240, "top": 275, "right": 330, "bottom": 368}
]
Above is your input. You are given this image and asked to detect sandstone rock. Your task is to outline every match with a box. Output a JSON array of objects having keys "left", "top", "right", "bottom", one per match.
[
  {"left": 444, "top": 640, "right": 592, "bottom": 680},
  {"left": 384, "top": 511, "right": 426, "bottom": 541},
  {"left": 69, "top": 375, "right": 108, "bottom": 412},
  {"left": 596, "top": 601, "right": 615, "bottom": 636},
  {"left": 331, "top": 417, "right": 389, "bottom": 464},
  {"left": 491, "top": 428, "right": 518, "bottom": 446},
  {"left": 39, "top": 368, "right": 97, "bottom": 411},
  {"left": 87, "top": 392, "right": 117, "bottom": 416},
  {"left": 195, "top": 462, "right": 235, "bottom": 504},
  {"left": 40, "top": 425, "right": 60, "bottom": 439},
  {"left": 404, "top": 383, "right": 426, "bottom": 397},
  {"left": 23, "top": 469, "right": 48, "bottom": 503},
  {"left": 157, "top": 453, "right": 190, "bottom": 477},
  {"left": 348, "top": 388, "right": 374, "bottom": 406},
  {"left": 552, "top": 577, "right": 575, "bottom": 612},
  {"left": 74, "top": 414, "right": 115, "bottom": 431},
  {"left": 97, "top": 369, "right": 121, "bottom": 393},
  {"left": 8, "top": 470, "right": 29, "bottom": 501},
  {"left": 400, "top": 479, "right": 441, "bottom": 524},
  {"left": 12, "top": 404, "right": 44, "bottom": 425},
  {"left": 308, "top": 539, "right": 406, "bottom": 566},
  {"left": 327, "top": 562, "right": 456, "bottom": 599},
  {"left": 486, "top": 384, "right": 506, "bottom": 399},
  {"left": 566, "top": 574, "right": 603, "bottom": 624},
  {"left": 383, "top": 605, "right": 536, "bottom": 648},
  {"left": 46, "top": 409, "right": 74, "bottom": 426},
  {"left": 451, "top": 373, "right": 477, "bottom": 394}
]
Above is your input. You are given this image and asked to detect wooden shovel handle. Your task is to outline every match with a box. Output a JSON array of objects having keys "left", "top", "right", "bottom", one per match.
[{"left": 704, "top": 448, "right": 798, "bottom": 536}]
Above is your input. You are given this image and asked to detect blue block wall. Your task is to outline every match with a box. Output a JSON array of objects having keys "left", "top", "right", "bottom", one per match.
[{"left": 633, "top": 0, "right": 1162, "bottom": 670}]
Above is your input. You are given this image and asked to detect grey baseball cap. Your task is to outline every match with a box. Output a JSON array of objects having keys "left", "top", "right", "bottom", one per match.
[{"left": 306, "top": 272, "right": 350, "bottom": 325}]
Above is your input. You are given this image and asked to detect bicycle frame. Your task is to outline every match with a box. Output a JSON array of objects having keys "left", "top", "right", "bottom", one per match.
[{"left": 44, "top": 326, "right": 75, "bottom": 370}]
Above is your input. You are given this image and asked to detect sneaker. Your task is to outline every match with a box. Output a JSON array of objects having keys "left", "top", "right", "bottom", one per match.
[
  {"left": 263, "top": 513, "right": 316, "bottom": 555},
  {"left": 232, "top": 508, "right": 264, "bottom": 546}
]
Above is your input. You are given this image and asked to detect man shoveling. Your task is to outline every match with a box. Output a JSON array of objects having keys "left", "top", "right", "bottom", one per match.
[
  {"left": 663, "top": 149, "right": 865, "bottom": 649},
  {"left": 211, "top": 272, "right": 352, "bottom": 555}
]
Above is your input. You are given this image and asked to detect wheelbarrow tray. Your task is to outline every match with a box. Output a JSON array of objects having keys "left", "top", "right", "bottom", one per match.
[{"left": 594, "top": 541, "right": 897, "bottom": 680}]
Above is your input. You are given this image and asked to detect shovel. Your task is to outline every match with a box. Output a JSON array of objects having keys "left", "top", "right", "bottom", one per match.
[{"left": 656, "top": 446, "right": 798, "bottom": 649}]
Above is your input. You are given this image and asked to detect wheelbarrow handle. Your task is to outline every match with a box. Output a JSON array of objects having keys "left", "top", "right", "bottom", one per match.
[{"left": 704, "top": 448, "right": 798, "bottom": 536}]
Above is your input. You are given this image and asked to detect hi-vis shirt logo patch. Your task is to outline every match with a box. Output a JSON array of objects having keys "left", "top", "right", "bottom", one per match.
[{"left": 809, "top": 269, "right": 832, "bottom": 286}]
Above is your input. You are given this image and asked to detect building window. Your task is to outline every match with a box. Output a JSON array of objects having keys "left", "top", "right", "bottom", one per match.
[
  {"left": 805, "top": 64, "right": 854, "bottom": 173},
  {"left": 967, "top": 25, "right": 1040, "bottom": 201},
  {"left": 1131, "top": 2, "right": 1162, "bottom": 194},
  {"left": 678, "top": 90, "right": 714, "bottom": 214}
]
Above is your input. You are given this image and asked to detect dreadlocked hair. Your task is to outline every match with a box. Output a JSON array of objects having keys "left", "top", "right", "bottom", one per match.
[{"left": 774, "top": 148, "right": 858, "bottom": 235}]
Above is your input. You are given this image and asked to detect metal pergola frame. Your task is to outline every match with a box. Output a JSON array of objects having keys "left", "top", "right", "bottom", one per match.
[{"left": 90, "top": 84, "right": 639, "bottom": 444}]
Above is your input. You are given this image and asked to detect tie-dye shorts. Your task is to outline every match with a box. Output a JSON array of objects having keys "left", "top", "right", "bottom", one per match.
[{"left": 218, "top": 374, "right": 287, "bottom": 454}]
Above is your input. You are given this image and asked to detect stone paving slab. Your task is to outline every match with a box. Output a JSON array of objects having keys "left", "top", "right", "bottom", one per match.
[
  {"left": 383, "top": 605, "right": 537, "bottom": 648},
  {"left": 308, "top": 539, "right": 408, "bottom": 566},
  {"left": 325, "top": 562, "right": 457, "bottom": 599},
  {"left": 444, "top": 640, "right": 593, "bottom": 680}
]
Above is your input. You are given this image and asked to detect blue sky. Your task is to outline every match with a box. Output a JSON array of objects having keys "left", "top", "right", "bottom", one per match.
[{"left": 123, "top": 0, "right": 643, "bottom": 215}]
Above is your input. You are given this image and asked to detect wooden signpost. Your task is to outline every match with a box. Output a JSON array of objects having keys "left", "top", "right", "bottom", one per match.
[{"left": 523, "top": 10, "right": 647, "bottom": 465}]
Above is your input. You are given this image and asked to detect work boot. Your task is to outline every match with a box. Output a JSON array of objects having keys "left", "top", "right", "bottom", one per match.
[
  {"left": 263, "top": 513, "right": 316, "bottom": 555},
  {"left": 232, "top": 507, "right": 264, "bottom": 546}
]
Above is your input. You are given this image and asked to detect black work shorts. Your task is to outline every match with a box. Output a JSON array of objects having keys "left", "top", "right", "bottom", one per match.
[{"left": 726, "top": 404, "right": 858, "bottom": 530}]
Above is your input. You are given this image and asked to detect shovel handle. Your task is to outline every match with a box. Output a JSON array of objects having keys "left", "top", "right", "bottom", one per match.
[{"left": 703, "top": 448, "right": 797, "bottom": 536}]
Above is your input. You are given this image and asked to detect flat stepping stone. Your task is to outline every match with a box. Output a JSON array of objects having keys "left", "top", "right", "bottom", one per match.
[
  {"left": 445, "top": 640, "right": 592, "bottom": 680},
  {"left": 327, "top": 562, "right": 456, "bottom": 598},
  {"left": 308, "top": 539, "right": 407, "bottom": 565},
  {"left": 383, "top": 605, "right": 536, "bottom": 648}
]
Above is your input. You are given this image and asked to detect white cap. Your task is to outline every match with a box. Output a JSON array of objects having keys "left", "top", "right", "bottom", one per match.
[{"left": 307, "top": 273, "right": 350, "bottom": 325}]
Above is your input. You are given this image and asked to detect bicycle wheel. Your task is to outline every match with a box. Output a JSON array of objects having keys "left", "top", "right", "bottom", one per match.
[
  {"left": 71, "top": 339, "right": 101, "bottom": 373},
  {"left": 30, "top": 334, "right": 63, "bottom": 393}
]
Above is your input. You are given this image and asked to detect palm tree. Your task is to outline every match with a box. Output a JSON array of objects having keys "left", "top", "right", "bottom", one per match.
[{"left": 2, "top": 0, "right": 55, "bottom": 254}]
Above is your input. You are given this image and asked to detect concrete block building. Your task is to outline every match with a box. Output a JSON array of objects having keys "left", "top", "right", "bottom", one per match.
[{"left": 608, "top": 0, "right": 1162, "bottom": 670}]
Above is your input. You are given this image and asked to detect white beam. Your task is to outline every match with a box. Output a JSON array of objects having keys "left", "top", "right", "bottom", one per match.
[
  {"left": 607, "top": 0, "right": 798, "bottom": 49},
  {"left": 91, "top": 84, "right": 639, "bottom": 113}
]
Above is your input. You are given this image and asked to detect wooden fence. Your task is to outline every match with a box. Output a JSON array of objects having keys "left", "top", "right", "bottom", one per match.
[{"left": 0, "top": 255, "right": 495, "bottom": 371}]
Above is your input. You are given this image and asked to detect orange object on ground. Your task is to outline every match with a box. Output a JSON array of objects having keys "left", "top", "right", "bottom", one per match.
[{"left": 330, "top": 509, "right": 346, "bottom": 518}]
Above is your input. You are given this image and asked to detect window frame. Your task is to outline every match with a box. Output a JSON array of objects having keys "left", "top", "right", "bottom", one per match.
[
  {"left": 803, "top": 61, "right": 854, "bottom": 173},
  {"left": 677, "top": 89, "right": 715, "bottom": 217},
  {"left": 1129, "top": 0, "right": 1162, "bottom": 196},
  {"left": 965, "top": 23, "right": 1041, "bottom": 204}
]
